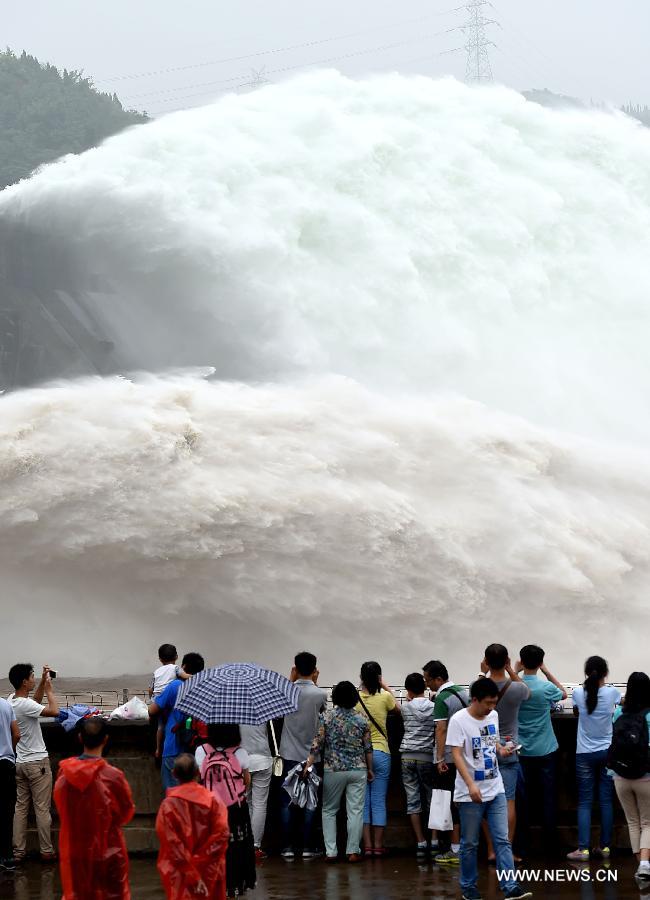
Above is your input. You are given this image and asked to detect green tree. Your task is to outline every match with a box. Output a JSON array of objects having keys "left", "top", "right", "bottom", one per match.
[{"left": 0, "top": 48, "right": 148, "bottom": 190}]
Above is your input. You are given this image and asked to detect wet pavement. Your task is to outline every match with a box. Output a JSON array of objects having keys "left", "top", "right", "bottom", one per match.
[{"left": 1, "top": 856, "right": 649, "bottom": 899}]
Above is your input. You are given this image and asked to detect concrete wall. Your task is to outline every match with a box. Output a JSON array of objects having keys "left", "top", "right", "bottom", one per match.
[
  {"left": 34, "top": 714, "right": 630, "bottom": 856},
  {"left": 42, "top": 719, "right": 160, "bottom": 854}
]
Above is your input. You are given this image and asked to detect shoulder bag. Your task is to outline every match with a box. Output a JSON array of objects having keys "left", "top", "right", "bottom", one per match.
[
  {"left": 269, "top": 721, "right": 284, "bottom": 777},
  {"left": 358, "top": 695, "right": 388, "bottom": 742}
]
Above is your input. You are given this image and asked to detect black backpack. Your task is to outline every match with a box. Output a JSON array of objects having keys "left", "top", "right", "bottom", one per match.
[{"left": 606, "top": 709, "right": 650, "bottom": 780}]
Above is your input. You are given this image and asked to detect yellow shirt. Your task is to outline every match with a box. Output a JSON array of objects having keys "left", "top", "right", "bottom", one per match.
[{"left": 356, "top": 690, "right": 396, "bottom": 754}]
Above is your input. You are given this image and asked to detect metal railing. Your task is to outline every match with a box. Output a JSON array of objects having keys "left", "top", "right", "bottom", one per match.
[
  {"left": 55, "top": 690, "right": 149, "bottom": 714},
  {"left": 51, "top": 681, "right": 628, "bottom": 716}
]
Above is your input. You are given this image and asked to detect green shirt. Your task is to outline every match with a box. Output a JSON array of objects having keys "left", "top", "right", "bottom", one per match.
[{"left": 433, "top": 683, "right": 469, "bottom": 764}]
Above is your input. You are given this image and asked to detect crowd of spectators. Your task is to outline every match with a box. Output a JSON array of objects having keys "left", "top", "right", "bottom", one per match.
[{"left": 1, "top": 642, "right": 649, "bottom": 900}]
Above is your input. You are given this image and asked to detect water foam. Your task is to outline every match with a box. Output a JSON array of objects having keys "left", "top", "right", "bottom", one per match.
[{"left": 2, "top": 73, "right": 650, "bottom": 675}]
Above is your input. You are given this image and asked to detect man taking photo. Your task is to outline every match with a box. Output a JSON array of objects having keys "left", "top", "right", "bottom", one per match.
[{"left": 8, "top": 664, "right": 59, "bottom": 863}]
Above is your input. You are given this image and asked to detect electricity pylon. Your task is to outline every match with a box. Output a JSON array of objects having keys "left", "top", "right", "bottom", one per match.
[{"left": 462, "top": 0, "right": 497, "bottom": 83}]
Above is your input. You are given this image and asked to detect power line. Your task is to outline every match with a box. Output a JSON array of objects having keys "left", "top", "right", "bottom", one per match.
[
  {"left": 146, "top": 44, "right": 462, "bottom": 116},
  {"left": 491, "top": 4, "right": 592, "bottom": 99},
  {"left": 95, "top": 9, "right": 461, "bottom": 85},
  {"left": 138, "top": 29, "right": 457, "bottom": 109},
  {"left": 492, "top": 44, "right": 550, "bottom": 92}
]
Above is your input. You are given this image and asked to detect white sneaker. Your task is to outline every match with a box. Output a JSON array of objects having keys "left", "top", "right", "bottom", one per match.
[{"left": 636, "top": 863, "right": 650, "bottom": 880}]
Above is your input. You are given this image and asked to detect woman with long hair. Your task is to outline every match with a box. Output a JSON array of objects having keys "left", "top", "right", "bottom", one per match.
[
  {"left": 567, "top": 656, "right": 621, "bottom": 861},
  {"left": 611, "top": 672, "right": 650, "bottom": 880},
  {"left": 356, "top": 661, "right": 401, "bottom": 856}
]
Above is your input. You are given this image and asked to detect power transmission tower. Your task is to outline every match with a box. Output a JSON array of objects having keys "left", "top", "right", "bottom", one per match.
[
  {"left": 246, "top": 67, "right": 270, "bottom": 89},
  {"left": 461, "top": 0, "right": 497, "bottom": 83}
]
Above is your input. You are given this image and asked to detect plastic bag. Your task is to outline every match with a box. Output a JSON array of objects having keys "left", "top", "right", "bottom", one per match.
[
  {"left": 282, "top": 762, "right": 320, "bottom": 810},
  {"left": 428, "top": 788, "right": 453, "bottom": 831},
  {"left": 109, "top": 696, "right": 149, "bottom": 721}
]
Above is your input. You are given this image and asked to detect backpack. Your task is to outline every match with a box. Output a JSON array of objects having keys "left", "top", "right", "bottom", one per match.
[
  {"left": 171, "top": 716, "right": 208, "bottom": 753},
  {"left": 200, "top": 744, "right": 247, "bottom": 808},
  {"left": 606, "top": 710, "right": 650, "bottom": 780}
]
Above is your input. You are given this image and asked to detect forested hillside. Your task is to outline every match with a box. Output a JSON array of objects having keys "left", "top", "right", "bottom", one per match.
[{"left": 0, "top": 49, "right": 147, "bottom": 189}]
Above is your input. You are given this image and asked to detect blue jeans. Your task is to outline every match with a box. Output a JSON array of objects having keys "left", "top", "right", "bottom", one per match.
[
  {"left": 458, "top": 793, "right": 519, "bottom": 894},
  {"left": 576, "top": 750, "right": 614, "bottom": 849},
  {"left": 161, "top": 756, "right": 179, "bottom": 792},
  {"left": 499, "top": 761, "right": 521, "bottom": 801},
  {"left": 364, "top": 750, "right": 391, "bottom": 827},
  {"left": 280, "top": 759, "right": 317, "bottom": 851}
]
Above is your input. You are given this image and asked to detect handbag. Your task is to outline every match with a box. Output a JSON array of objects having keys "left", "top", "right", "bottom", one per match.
[
  {"left": 269, "top": 721, "right": 284, "bottom": 777},
  {"left": 428, "top": 788, "right": 453, "bottom": 831}
]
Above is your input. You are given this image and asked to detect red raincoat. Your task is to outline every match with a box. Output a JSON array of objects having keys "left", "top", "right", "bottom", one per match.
[
  {"left": 54, "top": 757, "right": 135, "bottom": 900},
  {"left": 156, "top": 782, "right": 229, "bottom": 900}
]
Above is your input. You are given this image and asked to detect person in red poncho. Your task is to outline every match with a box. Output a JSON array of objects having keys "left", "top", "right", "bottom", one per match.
[
  {"left": 156, "top": 753, "right": 230, "bottom": 900},
  {"left": 54, "top": 716, "right": 135, "bottom": 900}
]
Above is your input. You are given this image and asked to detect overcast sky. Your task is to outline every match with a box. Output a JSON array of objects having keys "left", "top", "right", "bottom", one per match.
[{"left": 4, "top": 1, "right": 649, "bottom": 115}]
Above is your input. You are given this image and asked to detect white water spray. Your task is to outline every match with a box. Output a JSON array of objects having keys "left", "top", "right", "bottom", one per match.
[{"left": 1, "top": 72, "right": 650, "bottom": 677}]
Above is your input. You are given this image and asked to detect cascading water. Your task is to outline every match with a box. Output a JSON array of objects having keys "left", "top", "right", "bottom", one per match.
[{"left": 1, "top": 71, "right": 650, "bottom": 678}]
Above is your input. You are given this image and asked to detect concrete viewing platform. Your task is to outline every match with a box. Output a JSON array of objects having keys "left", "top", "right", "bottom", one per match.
[
  {"left": 6, "top": 700, "right": 644, "bottom": 899},
  {"left": 26, "top": 710, "right": 633, "bottom": 856}
]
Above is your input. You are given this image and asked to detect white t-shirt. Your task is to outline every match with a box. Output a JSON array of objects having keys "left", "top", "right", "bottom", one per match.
[
  {"left": 195, "top": 745, "right": 250, "bottom": 771},
  {"left": 446, "top": 708, "right": 504, "bottom": 802},
  {"left": 151, "top": 664, "right": 182, "bottom": 698},
  {"left": 9, "top": 696, "right": 47, "bottom": 764}
]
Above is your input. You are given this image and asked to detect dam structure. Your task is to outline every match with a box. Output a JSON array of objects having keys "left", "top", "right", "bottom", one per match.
[
  {"left": 0, "top": 209, "right": 127, "bottom": 389},
  {"left": 1, "top": 72, "right": 650, "bottom": 677}
]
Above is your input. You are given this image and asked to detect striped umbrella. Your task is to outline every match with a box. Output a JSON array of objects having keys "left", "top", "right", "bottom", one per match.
[{"left": 174, "top": 662, "right": 300, "bottom": 725}]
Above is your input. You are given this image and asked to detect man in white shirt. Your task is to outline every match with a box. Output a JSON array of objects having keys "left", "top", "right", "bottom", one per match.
[
  {"left": 447, "top": 677, "right": 531, "bottom": 900},
  {"left": 8, "top": 664, "right": 59, "bottom": 862},
  {"left": 0, "top": 697, "right": 20, "bottom": 870}
]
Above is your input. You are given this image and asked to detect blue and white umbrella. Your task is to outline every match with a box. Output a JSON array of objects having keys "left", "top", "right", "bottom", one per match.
[{"left": 174, "top": 662, "right": 300, "bottom": 725}]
